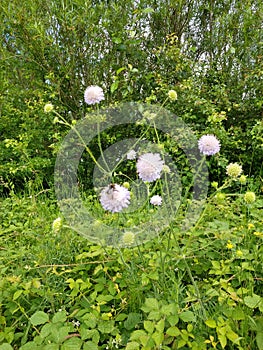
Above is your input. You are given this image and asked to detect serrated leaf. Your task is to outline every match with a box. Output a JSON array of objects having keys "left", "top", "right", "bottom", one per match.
[
  {"left": 244, "top": 294, "right": 261, "bottom": 308},
  {"left": 61, "top": 337, "right": 82, "bottom": 350},
  {"left": 97, "top": 320, "right": 114, "bottom": 334},
  {"left": 205, "top": 319, "right": 217, "bottom": 328},
  {"left": 231, "top": 307, "right": 245, "bottom": 320},
  {"left": 130, "top": 330, "right": 147, "bottom": 341},
  {"left": 30, "top": 311, "right": 49, "bottom": 326},
  {"left": 40, "top": 323, "right": 53, "bottom": 338},
  {"left": 82, "top": 341, "right": 98, "bottom": 350},
  {"left": 152, "top": 331, "right": 164, "bottom": 346},
  {"left": 144, "top": 320, "right": 154, "bottom": 334},
  {"left": 155, "top": 319, "right": 165, "bottom": 333},
  {"left": 124, "top": 313, "right": 141, "bottom": 330},
  {"left": 0, "top": 344, "right": 13, "bottom": 350},
  {"left": 144, "top": 298, "right": 159, "bottom": 311},
  {"left": 160, "top": 303, "right": 177, "bottom": 316},
  {"left": 125, "top": 342, "right": 140, "bottom": 350},
  {"left": 52, "top": 311, "right": 67, "bottom": 323},
  {"left": 166, "top": 326, "right": 180, "bottom": 337},
  {"left": 179, "top": 311, "right": 196, "bottom": 322}
]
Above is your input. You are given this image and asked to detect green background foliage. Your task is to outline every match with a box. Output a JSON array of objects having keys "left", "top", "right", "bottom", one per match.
[{"left": 1, "top": 0, "right": 262, "bottom": 193}]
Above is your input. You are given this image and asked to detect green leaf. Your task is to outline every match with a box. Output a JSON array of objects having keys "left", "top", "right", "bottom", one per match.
[
  {"left": 82, "top": 341, "right": 98, "bottom": 350},
  {"left": 125, "top": 342, "right": 140, "bottom": 350},
  {"left": 144, "top": 298, "right": 159, "bottom": 311},
  {"left": 166, "top": 326, "right": 180, "bottom": 337},
  {"left": 40, "top": 323, "right": 53, "bottom": 338},
  {"left": 52, "top": 311, "right": 67, "bottom": 323},
  {"left": 205, "top": 319, "right": 217, "bottom": 328},
  {"left": 130, "top": 330, "right": 147, "bottom": 341},
  {"left": 97, "top": 320, "right": 114, "bottom": 334},
  {"left": 218, "top": 334, "right": 227, "bottom": 348},
  {"left": 20, "top": 342, "right": 41, "bottom": 350},
  {"left": 30, "top": 311, "right": 49, "bottom": 326},
  {"left": 179, "top": 311, "right": 196, "bottom": 323},
  {"left": 110, "top": 81, "right": 119, "bottom": 94},
  {"left": 0, "top": 344, "right": 13, "bottom": 350},
  {"left": 155, "top": 319, "right": 165, "bottom": 333},
  {"left": 167, "top": 314, "right": 179, "bottom": 326},
  {"left": 226, "top": 329, "right": 240, "bottom": 343},
  {"left": 147, "top": 310, "right": 161, "bottom": 320},
  {"left": 61, "top": 337, "right": 82, "bottom": 350},
  {"left": 43, "top": 344, "right": 59, "bottom": 350},
  {"left": 231, "top": 307, "right": 245, "bottom": 320},
  {"left": 115, "top": 313, "right": 127, "bottom": 321},
  {"left": 124, "top": 313, "right": 141, "bottom": 330},
  {"left": 244, "top": 294, "right": 261, "bottom": 308},
  {"left": 160, "top": 304, "right": 177, "bottom": 316},
  {"left": 152, "top": 331, "right": 164, "bottom": 346},
  {"left": 144, "top": 320, "right": 154, "bottom": 334},
  {"left": 13, "top": 290, "right": 23, "bottom": 301},
  {"left": 256, "top": 332, "right": 263, "bottom": 350}
]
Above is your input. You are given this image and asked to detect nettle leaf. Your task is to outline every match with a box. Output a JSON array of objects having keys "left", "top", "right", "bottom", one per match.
[
  {"left": 97, "top": 320, "right": 115, "bottom": 334},
  {"left": 179, "top": 311, "right": 196, "bottom": 323},
  {"left": 141, "top": 298, "right": 159, "bottom": 312},
  {"left": 125, "top": 342, "right": 140, "bottom": 350},
  {"left": 124, "top": 313, "right": 141, "bottom": 330},
  {"left": 130, "top": 330, "right": 147, "bottom": 341},
  {"left": 144, "top": 320, "right": 154, "bottom": 334},
  {"left": 30, "top": 311, "right": 49, "bottom": 326},
  {"left": 244, "top": 294, "right": 261, "bottom": 309}
]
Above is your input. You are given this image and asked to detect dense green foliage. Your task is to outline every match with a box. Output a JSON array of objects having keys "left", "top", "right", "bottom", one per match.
[
  {"left": 1, "top": 0, "right": 262, "bottom": 192},
  {"left": 0, "top": 1, "right": 262, "bottom": 349}
]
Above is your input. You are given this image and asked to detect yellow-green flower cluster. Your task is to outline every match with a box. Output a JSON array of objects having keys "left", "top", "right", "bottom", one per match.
[
  {"left": 122, "top": 231, "right": 135, "bottom": 246},
  {"left": 44, "top": 103, "right": 54, "bottom": 113},
  {"left": 168, "top": 90, "right": 178, "bottom": 101},
  {"left": 226, "top": 163, "right": 242, "bottom": 178},
  {"left": 244, "top": 191, "right": 256, "bottom": 204}
]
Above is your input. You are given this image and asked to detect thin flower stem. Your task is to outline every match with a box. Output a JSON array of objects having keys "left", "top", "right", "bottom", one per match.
[{"left": 53, "top": 111, "right": 108, "bottom": 175}]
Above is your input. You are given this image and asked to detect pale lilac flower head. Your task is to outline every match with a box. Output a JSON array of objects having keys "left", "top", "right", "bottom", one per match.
[
  {"left": 99, "top": 184, "right": 130, "bottom": 213},
  {"left": 127, "top": 150, "right": 137, "bottom": 160},
  {"left": 136, "top": 153, "right": 164, "bottom": 182},
  {"left": 84, "top": 85, "right": 105, "bottom": 105},
  {"left": 150, "top": 195, "right": 162, "bottom": 206},
  {"left": 198, "top": 134, "right": 220, "bottom": 156}
]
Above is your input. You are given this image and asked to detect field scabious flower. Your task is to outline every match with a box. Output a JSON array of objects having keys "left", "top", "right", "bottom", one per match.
[
  {"left": 44, "top": 103, "right": 54, "bottom": 113},
  {"left": 239, "top": 175, "right": 247, "bottom": 184},
  {"left": 150, "top": 195, "right": 162, "bottom": 206},
  {"left": 127, "top": 150, "right": 137, "bottom": 160},
  {"left": 84, "top": 85, "right": 105, "bottom": 105},
  {"left": 198, "top": 134, "right": 220, "bottom": 156},
  {"left": 136, "top": 153, "right": 164, "bottom": 182},
  {"left": 244, "top": 191, "right": 256, "bottom": 204},
  {"left": 226, "top": 163, "right": 242, "bottom": 178},
  {"left": 99, "top": 184, "right": 130, "bottom": 213},
  {"left": 168, "top": 90, "right": 178, "bottom": 101},
  {"left": 122, "top": 231, "right": 135, "bottom": 246}
]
